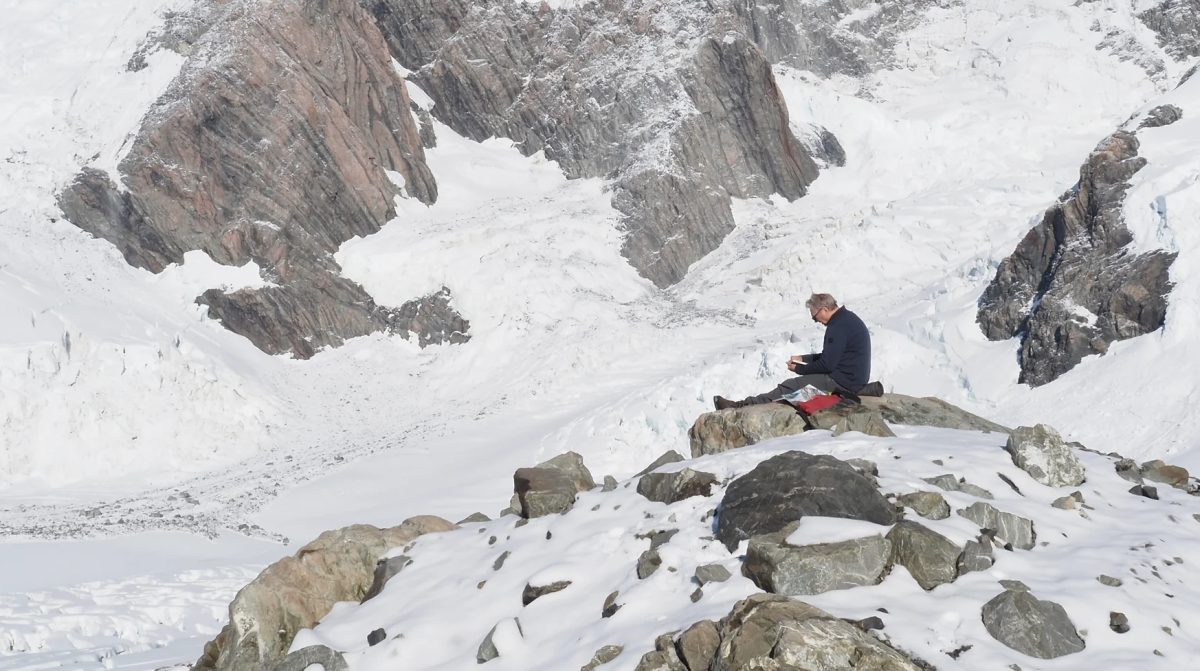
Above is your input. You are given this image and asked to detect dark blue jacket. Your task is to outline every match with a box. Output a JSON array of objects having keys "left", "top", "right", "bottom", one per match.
[{"left": 794, "top": 307, "right": 871, "bottom": 392}]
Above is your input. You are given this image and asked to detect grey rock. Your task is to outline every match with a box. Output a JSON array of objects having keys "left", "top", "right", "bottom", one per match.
[
  {"left": 637, "top": 468, "right": 719, "bottom": 504},
  {"left": 689, "top": 403, "right": 808, "bottom": 457},
  {"left": 477, "top": 618, "right": 522, "bottom": 664},
  {"left": 271, "top": 645, "right": 347, "bottom": 671},
  {"left": 1129, "top": 484, "right": 1160, "bottom": 500},
  {"left": 601, "top": 590, "right": 621, "bottom": 618},
  {"left": 694, "top": 564, "right": 733, "bottom": 585},
  {"left": 636, "top": 451, "right": 686, "bottom": 476},
  {"left": 366, "top": 628, "right": 386, "bottom": 647},
  {"left": 689, "top": 587, "right": 704, "bottom": 603},
  {"left": 957, "top": 502, "right": 1036, "bottom": 550},
  {"left": 982, "top": 588, "right": 1086, "bottom": 659},
  {"left": 959, "top": 482, "right": 996, "bottom": 500},
  {"left": 887, "top": 521, "right": 961, "bottom": 591},
  {"left": 1139, "top": 104, "right": 1183, "bottom": 129},
  {"left": 711, "top": 594, "right": 926, "bottom": 670},
  {"left": 676, "top": 620, "right": 719, "bottom": 671},
  {"left": 744, "top": 523, "right": 892, "bottom": 596},
  {"left": 896, "top": 491, "right": 951, "bottom": 520},
  {"left": 1005, "top": 425, "right": 1086, "bottom": 487},
  {"left": 637, "top": 550, "right": 663, "bottom": 579},
  {"left": 853, "top": 616, "right": 886, "bottom": 632},
  {"left": 861, "top": 394, "right": 1010, "bottom": 433},
  {"left": 492, "top": 551, "right": 509, "bottom": 572},
  {"left": 457, "top": 512, "right": 491, "bottom": 524},
  {"left": 1115, "top": 458, "right": 1144, "bottom": 483},
  {"left": 601, "top": 475, "right": 619, "bottom": 492},
  {"left": 633, "top": 632, "right": 687, "bottom": 671},
  {"left": 581, "top": 644, "right": 624, "bottom": 671},
  {"left": 513, "top": 451, "right": 595, "bottom": 519},
  {"left": 361, "top": 554, "right": 412, "bottom": 603},
  {"left": 1098, "top": 574, "right": 1123, "bottom": 587},
  {"left": 957, "top": 536, "right": 995, "bottom": 575},
  {"left": 716, "top": 451, "right": 898, "bottom": 551},
  {"left": 1109, "top": 611, "right": 1131, "bottom": 634},
  {"left": 193, "top": 517, "right": 455, "bottom": 671},
  {"left": 922, "top": 474, "right": 994, "bottom": 499},
  {"left": 1140, "top": 459, "right": 1190, "bottom": 488},
  {"left": 804, "top": 404, "right": 896, "bottom": 437},
  {"left": 999, "top": 580, "right": 1030, "bottom": 592},
  {"left": 59, "top": 0, "right": 473, "bottom": 358},
  {"left": 845, "top": 458, "right": 879, "bottom": 477},
  {"left": 978, "top": 131, "right": 1175, "bottom": 385},
  {"left": 637, "top": 528, "right": 680, "bottom": 551},
  {"left": 1051, "top": 494, "right": 1080, "bottom": 510},
  {"left": 522, "top": 579, "right": 571, "bottom": 606}
]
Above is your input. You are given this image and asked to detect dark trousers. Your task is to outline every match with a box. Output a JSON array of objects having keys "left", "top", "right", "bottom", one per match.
[{"left": 742, "top": 374, "right": 838, "bottom": 405}]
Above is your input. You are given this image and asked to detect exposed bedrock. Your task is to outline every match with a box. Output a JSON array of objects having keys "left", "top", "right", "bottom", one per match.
[
  {"left": 977, "top": 130, "right": 1176, "bottom": 386},
  {"left": 372, "top": 0, "right": 820, "bottom": 287},
  {"left": 59, "top": 0, "right": 468, "bottom": 357}
]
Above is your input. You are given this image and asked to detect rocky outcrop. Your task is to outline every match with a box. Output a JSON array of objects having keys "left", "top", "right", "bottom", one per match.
[
  {"left": 981, "top": 583, "right": 1086, "bottom": 659},
  {"left": 977, "top": 131, "right": 1176, "bottom": 385},
  {"left": 716, "top": 451, "right": 898, "bottom": 550},
  {"left": 59, "top": 0, "right": 470, "bottom": 358},
  {"left": 371, "top": 0, "right": 820, "bottom": 287},
  {"left": 1139, "top": 104, "right": 1183, "bottom": 129},
  {"left": 193, "top": 516, "right": 456, "bottom": 671},
  {"left": 861, "top": 394, "right": 1010, "bottom": 433},
  {"left": 637, "top": 468, "right": 719, "bottom": 504},
  {"left": 1138, "top": 0, "right": 1200, "bottom": 60},
  {"left": 957, "top": 502, "right": 1035, "bottom": 550},
  {"left": 1005, "top": 424, "right": 1086, "bottom": 487},
  {"left": 803, "top": 403, "right": 895, "bottom": 437}
]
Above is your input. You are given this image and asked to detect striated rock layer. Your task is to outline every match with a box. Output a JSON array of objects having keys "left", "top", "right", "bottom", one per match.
[
  {"left": 977, "top": 130, "right": 1176, "bottom": 385},
  {"left": 59, "top": 0, "right": 468, "bottom": 357}
]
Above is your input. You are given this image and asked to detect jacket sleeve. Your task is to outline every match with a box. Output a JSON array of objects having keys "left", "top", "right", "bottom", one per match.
[{"left": 794, "top": 325, "right": 845, "bottom": 376}]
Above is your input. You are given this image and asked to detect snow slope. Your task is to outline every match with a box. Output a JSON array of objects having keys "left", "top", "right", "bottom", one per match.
[{"left": 1, "top": 0, "right": 1198, "bottom": 668}]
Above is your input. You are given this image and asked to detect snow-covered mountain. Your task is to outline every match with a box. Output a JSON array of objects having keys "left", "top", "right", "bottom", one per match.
[{"left": 1, "top": 0, "right": 1198, "bottom": 669}]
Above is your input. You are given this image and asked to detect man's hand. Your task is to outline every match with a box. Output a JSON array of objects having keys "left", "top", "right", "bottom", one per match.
[{"left": 786, "top": 355, "right": 807, "bottom": 372}]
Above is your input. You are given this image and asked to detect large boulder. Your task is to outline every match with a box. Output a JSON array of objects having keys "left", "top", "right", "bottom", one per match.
[
  {"left": 1005, "top": 424, "right": 1086, "bottom": 487},
  {"left": 193, "top": 516, "right": 456, "bottom": 671},
  {"left": 514, "top": 451, "right": 596, "bottom": 518},
  {"left": 861, "top": 394, "right": 1010, "bottom": 433},
  {"left": 895, "top": 491, "right": 951, "bottom": 520},
  {"left": 689, "top": 403, "right": 808, "bottom": 457},
  {"left": 716, "top": 451, "right": 898, "bottom": 551},
  {"left": 886, "top": 521, "right": 961, "bottom": 591},
  {"left": 743, "top": 524, "right": 892, "bottom": 595},
  {"left": 957, "top": 502, "right": 1036, "bottom": 550},
  {"left": 710, "top": 594, "right": 927, "bottom": 670},
  {"left": 981, "top": 584, "right": 1086, "bottom": 659}
]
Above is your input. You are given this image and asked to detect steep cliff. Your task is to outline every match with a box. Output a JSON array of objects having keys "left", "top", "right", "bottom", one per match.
[{"left": 58, "top": 0, "right": 467, "bottom": 357}]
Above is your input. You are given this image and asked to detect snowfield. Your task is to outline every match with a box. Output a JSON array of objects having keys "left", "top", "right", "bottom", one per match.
[{"left": 1, "top": 0, "right": 1198, "bottom": 669}]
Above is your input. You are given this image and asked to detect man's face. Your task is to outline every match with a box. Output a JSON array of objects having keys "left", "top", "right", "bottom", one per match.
[{"left": 810, "top": 306, "right": 831, "bottom": 325}]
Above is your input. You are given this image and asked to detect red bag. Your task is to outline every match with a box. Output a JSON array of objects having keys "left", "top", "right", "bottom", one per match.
[{"left": 796, "top": 394, "right": 843, "bottom": 414}]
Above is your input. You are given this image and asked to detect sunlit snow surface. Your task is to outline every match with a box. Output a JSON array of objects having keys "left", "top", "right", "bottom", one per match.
[{"left": 0, "top": 0, "right": 1198, "bottom": 668}]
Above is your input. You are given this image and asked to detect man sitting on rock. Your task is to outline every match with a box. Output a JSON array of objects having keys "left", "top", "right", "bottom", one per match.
[{"left": 714, "top": 293, "right": 876, "bottom": 410}]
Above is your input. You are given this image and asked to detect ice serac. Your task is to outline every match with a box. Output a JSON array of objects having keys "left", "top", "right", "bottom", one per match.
[
  {"left": 372, "top": 0, "right": 819, "bottom": 288},
  {"left": 977, "top": 130, "right": 1176, "bottom": 386},
  {"left": 58, "top": 0, "right": 470, "bottom": 358}
]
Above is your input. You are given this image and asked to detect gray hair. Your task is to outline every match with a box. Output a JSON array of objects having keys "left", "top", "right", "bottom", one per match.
[{"left": 805, "top": 293, "right": 839, "bottom": 311}]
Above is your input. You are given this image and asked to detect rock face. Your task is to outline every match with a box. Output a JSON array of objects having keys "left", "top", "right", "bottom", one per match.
[
  {"left": 981, "top": 586, "right": 1086, "bottom": 659},
  {"left": 193, "top": 516, "right": 456, "bottom": 671},
  {"left": 1138, "top": 1, "right": 1200, "bottom": 59},
  {"left": 716, "top": 451, "right": 898, "bottom": 551},
  {"left": 370, "top": 0, "right": 821, "bottom": 288},
  {"left": 689, "top": 403, "right": 809, "bottom": 458},
  {"left": 743, "top": 524, "right": 892, "bottom": 595},
  {"left": 1005, "top": 424, "right": 1087, "bottom": 487},
  {"left": 977, "top": 130, "right": 1176, "bottom": 385},
  {"left": 59, "top": 0, "right": 471, "bottom": 358},
  {"left": 886, "top": 521, "right": 961, "bottom": 591},
  {"left": 1139, "top": 103, "right": 1183, "bottom": 129}
]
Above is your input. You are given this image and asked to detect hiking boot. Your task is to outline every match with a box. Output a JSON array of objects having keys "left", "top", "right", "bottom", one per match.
[
  {"left": 713, "top": 395, "right": 743, "bottom": 411},
  {"left": 858, "top": 381, "right": 884, "bottom": 397}
]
